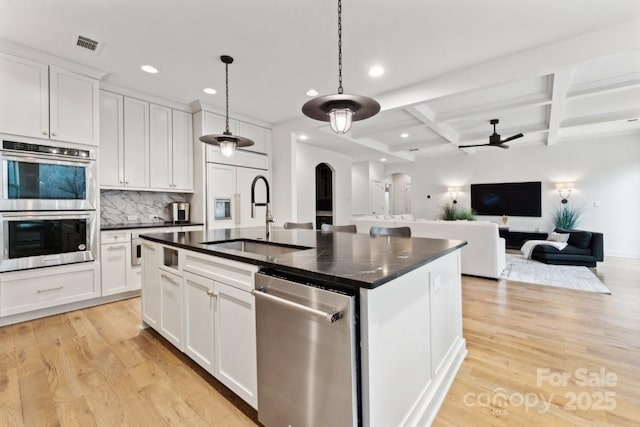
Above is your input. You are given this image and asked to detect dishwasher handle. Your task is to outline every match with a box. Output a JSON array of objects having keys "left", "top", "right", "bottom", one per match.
[{"left": 253, "top": 288, "right": 343, "bottom": 323}]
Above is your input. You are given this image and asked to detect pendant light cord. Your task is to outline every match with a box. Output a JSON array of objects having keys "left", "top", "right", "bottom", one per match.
[
  {"left": 225, "top": 61, "right": 230, "bottom": 133},
  {"left": 337, "top": 0, "right": 343, "bottom": 95}
]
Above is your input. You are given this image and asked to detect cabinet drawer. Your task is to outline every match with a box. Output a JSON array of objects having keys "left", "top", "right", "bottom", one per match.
[
  {"left": 1, "top": 264, "right": 99, "bottom": 316},
  {"left": 101, "top": 231, "right": 130, "bottom": 244},
  {"left": 183, "top": 250, "right": 258, "bottom": 293}
]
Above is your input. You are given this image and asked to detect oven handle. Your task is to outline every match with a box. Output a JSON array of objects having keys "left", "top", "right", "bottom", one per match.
[
  {"left": 1, "top": 152, "right": 94, "bottom": 165},
  {"left": 1, "top": 212, "right": 93, "bottom": 220}
]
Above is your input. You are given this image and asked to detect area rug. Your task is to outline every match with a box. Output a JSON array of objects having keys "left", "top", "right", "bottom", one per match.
[{"left": 500, "top": 254, "right": 611, "bottom": 294}]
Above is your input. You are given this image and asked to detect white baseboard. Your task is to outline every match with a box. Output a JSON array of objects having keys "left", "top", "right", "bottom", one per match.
[{"left": 604, "top": 252, "right": 640, "bottom": 260}]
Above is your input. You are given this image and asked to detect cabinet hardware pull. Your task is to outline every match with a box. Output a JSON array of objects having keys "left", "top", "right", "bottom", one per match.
[
  {"left": 107, "top": 245, "right": 127, "bottom": 250},
  {"left": 252, "top": 288, "right": 343, "bottom": 323},
  {"left": 37, "top": 286, "right": 64, "bottom": 294},
  {"left": 125, "top": 181, "right": 129, "bottom": 184},
  {"left": 51, "top": 132, "right": 57, "bottom": 137},
  {"left": 42, "top": 131, "right": 48, "bottom": 135},
  {"left": 141, "top": 243, "right": 154, "bottom": 249},
  {"left": 119, "top": 180, "right": 123, "bottom": 184},
  {"left": 207, "top": 290, "right": 218, "bottom": 298}
]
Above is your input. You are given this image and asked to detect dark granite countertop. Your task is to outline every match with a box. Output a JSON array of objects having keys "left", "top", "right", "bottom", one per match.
[
  {"left": 101, "top": 222, "right": 204, "bottom": 231},
  {"left": 140, "top": 227, "right": 466, "bottom": 290}
]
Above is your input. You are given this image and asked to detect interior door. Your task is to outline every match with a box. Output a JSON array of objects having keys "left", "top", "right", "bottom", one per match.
[
  {"left": 371, "top": 181, "right": 385, "bottom": 215},
  {"left": 207, "top": 164, "right": 236, "bottom": 229},
  {"left": 236, "top": 167, "right": 269, "bottom": 228}
]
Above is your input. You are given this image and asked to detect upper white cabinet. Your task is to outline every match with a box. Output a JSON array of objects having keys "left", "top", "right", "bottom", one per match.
[
  {"left": 200, "top": 110, "right": 269, "bottom": 156},
  {"left": 100, "top": 90, "right": 193, "bottom": 192},
  {"left": 0, "top": 52, "right": 98, "bottom": 145},
  {"left": 49, "top": 66, "right": 99, "bottom": 145},
  {"left": 236, "top": 120, "right": 268, "bottom": 155}
]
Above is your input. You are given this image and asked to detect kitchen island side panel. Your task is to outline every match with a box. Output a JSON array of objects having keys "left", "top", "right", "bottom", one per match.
[{"left": 359, "top": 250, "right": 466, "bottom": 427}]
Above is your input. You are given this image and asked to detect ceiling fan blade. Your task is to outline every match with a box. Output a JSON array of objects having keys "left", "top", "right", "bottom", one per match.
[
  {"left": 500, "top": 133, "right": 524, "bottom": 143},
  {"left": 458, "top": 143, "right": 488, "bottom": 148},
  {"left": 497, "top": 144, "right": 510, "bottom": 149}
]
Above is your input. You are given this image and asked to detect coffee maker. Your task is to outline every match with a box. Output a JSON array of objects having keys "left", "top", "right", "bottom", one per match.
[{"left": 169, "top": 202, "right": 190, "bottom": 223}]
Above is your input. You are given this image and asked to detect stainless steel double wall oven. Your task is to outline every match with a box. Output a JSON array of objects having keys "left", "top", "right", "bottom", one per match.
[{"left": 0, "top": 139, "right": 97, "bottom": 272}]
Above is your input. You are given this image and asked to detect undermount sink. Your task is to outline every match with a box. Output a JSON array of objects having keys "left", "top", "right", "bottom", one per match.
[{"left": 204, "top": 239, "right": 310, "bottom": 256}]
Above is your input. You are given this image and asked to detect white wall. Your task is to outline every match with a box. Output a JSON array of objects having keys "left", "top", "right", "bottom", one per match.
[
  {"left": 352, "top": 162, "right": 370, "bottom": 214},
  {"left": 384, "top": 133, "right": 640, "bottom": 258},
  {"left": 296, "top": 143, "right": 352, "bottom": 227}
]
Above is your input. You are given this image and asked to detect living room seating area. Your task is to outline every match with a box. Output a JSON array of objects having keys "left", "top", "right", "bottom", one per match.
[{"left": 531, "top": 228, "right": 604, "bottom": 267}]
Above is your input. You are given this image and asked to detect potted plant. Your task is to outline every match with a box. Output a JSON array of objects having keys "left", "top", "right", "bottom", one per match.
[
  {"left": 553, "top": 205, "right": 582, "bottom": 229},
  {"left": 455, "top": 208, "right": 476, "bottom": 221},
  {"left": 440, "top": 203, "right": 457, "bottom": 220}
]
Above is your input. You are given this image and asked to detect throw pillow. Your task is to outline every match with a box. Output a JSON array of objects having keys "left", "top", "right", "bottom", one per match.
[
  {"left": 568, "top": 230, "right": 592, "bottom": 249},
  {"left": 547, "top": 232, "right": 570, "bottom": 243}
]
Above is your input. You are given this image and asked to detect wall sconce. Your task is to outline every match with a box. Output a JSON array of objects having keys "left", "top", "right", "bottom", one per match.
[
  {"left": 448, "top": 187, "right": 461, "bottom": 204},
  {"left": 555, "top": 182, "right": 574, "bottom": 204}
]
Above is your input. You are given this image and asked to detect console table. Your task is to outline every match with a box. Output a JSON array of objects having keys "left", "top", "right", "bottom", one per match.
[{"left": 499, "top": 228, "right": 548, "bottom": 250}]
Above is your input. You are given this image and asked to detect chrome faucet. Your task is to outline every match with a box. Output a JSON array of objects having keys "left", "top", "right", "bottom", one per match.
[{"left": 250, "top": 175, "right": 273, "bottom": 239}]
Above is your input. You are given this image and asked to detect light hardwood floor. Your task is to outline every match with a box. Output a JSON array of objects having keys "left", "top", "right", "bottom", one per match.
[{"left": 0, "top": 257, "right": 638, "bottom": 426}]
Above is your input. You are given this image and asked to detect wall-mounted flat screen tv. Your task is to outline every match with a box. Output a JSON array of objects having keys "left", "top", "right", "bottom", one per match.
[{"left": 470, "top": 181, "right": 542, "bottom": 217}]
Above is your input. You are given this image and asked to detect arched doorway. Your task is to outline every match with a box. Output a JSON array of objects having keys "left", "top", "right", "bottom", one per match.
[{"left": 315, "top": 163, "right": 334, "bottom": 229}]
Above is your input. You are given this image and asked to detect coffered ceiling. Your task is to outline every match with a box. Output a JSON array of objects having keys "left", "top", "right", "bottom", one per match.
[{"left": 0, "top": 1, "right": 639, "bottom": 162}]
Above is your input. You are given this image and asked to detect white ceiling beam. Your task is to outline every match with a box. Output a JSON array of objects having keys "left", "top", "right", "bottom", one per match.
[
  {"left": 568, "top": 75, "right": 640, "bottom": 99},
  {"left": 437, "top": 92, "right": 551, "bottom": 123},
  {"left": 547, "top": 70, "right": 573, "bottom": 145},
  {"left": 350, "top": 119, "right": 422, "bottom": 139},
  {"left": 318, "top": 128, "right": 416, "bottom": 162},
  {"left": 387, "top": 139, "right": 447, "bottom": 152},
  {"left": 561, "top": 108, "right": 640, "bottom": 128},
  {"left": 405, "top": 105, "right": 460, "bottom": 144}
]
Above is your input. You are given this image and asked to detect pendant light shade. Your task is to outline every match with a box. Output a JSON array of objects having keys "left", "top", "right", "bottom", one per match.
[
  {"left": 302, "top": 0, "right": 380, "bottom": 134},
  {"left": 199, "top": 55, "right": 254, "bottom": 156}
]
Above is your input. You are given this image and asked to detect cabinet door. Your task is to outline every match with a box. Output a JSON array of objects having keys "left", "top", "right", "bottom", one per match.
[
  {"left": 183, "top": 272, "right": 215, "bottom": 373},
  {"left": 159, "top": 269, "right": 183, "bottom": 349},
  {"left": 171, "top": 109, "right": 193, "bottom": 191},
  {"left": 101, "top": 242, "right": 128, "bottom": 296},
  {"left": 49, "top": 66, "right": 99, "bottom": 145},
  {"left": 0, "top": 52, "right": 48, "bottom": 139},
  {"left": 99, "top": 91, "right": 125, "bottom": 187},
  {"left": 128, "top": 265, "right": 142, "bottom": 291},
  {"left": 214, "top": 281, "right": 257, "bottom": 408},
  {"left": 236, "top": 121, "right": 266, "bottom": 154},
  {"left": 206, "top": 163, "right": 237, "bottom": 229},
  {"left": 149, "top": 103, "right": 172, "bottom": 190},
  {"left": 141, "top": 242, "right": 160, "bottom": 327},
  {"left": 123, "top": 97, "right": 150, "bottom": 188},
  {"left": 236, "top": 167, "right": 270, "bottom": 228}
]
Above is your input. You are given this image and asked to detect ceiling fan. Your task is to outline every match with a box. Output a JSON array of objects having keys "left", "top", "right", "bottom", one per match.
[{"left": 458, "top": 119, "right": 523, "bottom": 149}]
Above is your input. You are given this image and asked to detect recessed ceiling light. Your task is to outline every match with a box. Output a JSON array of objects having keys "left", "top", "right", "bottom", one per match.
[
  {"left": 401, "top": 133, "right": 409, "bottom": 138},
  {"left": 306, "top": 89, "right": 319, "bottom": 97},
  {"left": 368, "top": 66, "right": 385, "bottom": 77},
  {"left": 380, "top": 158, "right": 387, "bottom": 162},
  {"left": 299, "top": 134, "right": 308, "bottom": 140},
  {"left": 203, "top": 88, "right": 217, "bottom": 95},
  {"left": 140, "top": 65, "right": 158, "bottom": 74}
]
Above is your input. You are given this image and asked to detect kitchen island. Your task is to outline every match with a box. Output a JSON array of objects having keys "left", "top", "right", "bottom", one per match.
[{"left": 140, "top": 227, "right": 467, "bottom": 427}]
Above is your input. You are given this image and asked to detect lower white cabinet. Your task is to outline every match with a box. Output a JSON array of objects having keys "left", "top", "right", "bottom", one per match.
[
  {"left": 141, "top": 242, "right": 160, "bottom": 328},
  {"left": 184, "top": 271, "right": 215, "bottom": 372},
  {"left": 100, "top": 231, "right": 141, "bottom": 296},
  {"left": 159, "top": 268, "right": 184, "bottom": 349},
  {"left": 214, "top": 280, "right": 257, "bottom": 407},
  {"left": 141, "top": 241, "right": 258, "bottom": 408}
]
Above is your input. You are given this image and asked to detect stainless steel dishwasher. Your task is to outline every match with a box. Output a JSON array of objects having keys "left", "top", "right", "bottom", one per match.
[{"left": 254, "top": 270, "right": 358, "bottom": 427}]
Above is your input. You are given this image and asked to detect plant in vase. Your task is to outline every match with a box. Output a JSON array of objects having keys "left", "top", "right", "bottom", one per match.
[
  {"left": 553, "top": 205, "right": 582, "bottom": 229},
  {"left": 455, "top": 208, "right": 477, "bottom": 221},
  {"left": 440, "top": 203, "right": 457, "bottom": 220}
]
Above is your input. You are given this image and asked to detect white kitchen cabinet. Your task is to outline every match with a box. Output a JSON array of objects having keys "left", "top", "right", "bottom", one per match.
[
  {"left": 100, "top": 230, "right": 142, "bottom": 296},
  {"left": 171, "top": 109, "right": 194, "bottom": 191},
  {"left": 149, "top": 104, "right": 172, "bottom": 189},
  {"left": 141, "top": 241, "right": 160, "bottom": 328},
  {"left": 206, "top": 164, "right": 270, "bottom": 229},
  {"left": 0, "top": 52, "right": 48, "bottom": 139},
  {"left": 183, "top": 271, "right": 215, "bottom": 373},
  {"left": 214, "top": 280, "right": 258, "bottom": 408},
  {"left": 236, "top": 121, "right": 268, "bottom": 155},
  {"left": 0, "top": 53, "right": 98, "bottom": 145},
  {"left": 159, "top": 268, "right": 183, "bottom": 350},
  {"left": 99, "top": 91, "right": 124, "bottom": 187},
  {"left": 123, "top": 97, "right": 150, "bottom": 188},
  {"left": 49, "top": 66, "right": 99, "bottom": 145}
]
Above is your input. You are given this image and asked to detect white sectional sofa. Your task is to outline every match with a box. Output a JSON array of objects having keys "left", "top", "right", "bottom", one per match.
[{"left": 351, "top": 216, "right": 506, "bottom": 279}]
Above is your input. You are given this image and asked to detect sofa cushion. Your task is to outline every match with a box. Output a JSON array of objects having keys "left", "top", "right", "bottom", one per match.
[
  {"left": 533, "top": 244, "right": 591, "bottom": 256},
  {"left": 547, "top": 232, "right": 570, "bottom": 243},
  {"left": 555, "top": 228, "right": 593, "bottom": 249}
]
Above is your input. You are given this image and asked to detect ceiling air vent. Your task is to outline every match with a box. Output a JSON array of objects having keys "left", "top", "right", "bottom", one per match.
[
  {"left": 76, "top": 35, "right": 100, "bottom": 52},
  {"left": 408, "top": 148, "right": 419, "bottom": 152}
]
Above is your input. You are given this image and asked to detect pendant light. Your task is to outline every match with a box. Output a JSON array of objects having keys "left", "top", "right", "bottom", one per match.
[
  {"left": 302, "top": 0, "right": 380, "bottom": 134},
  {"left": 199, "top": 55, "right": 254, "bottom": 157}
]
